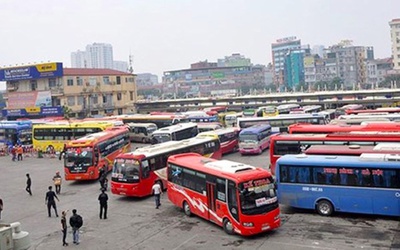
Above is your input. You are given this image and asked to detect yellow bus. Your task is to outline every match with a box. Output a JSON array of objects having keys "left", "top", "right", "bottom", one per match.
[{"left": 32, "top": 121, "right": 119, "bottom": 152}]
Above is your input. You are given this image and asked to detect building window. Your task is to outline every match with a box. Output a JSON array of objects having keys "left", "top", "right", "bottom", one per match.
[
  {"left": 77, "top": 96, "right": 84, "bottom": 105},
  {"left": 130, "top": 91, "right": 134, "bottom": 100},
  {"left": 118, "top": 108, "right": 123, "bottom": 115},
  {"left": 48, "top": 78, "right": 57, "bottom": 88},
  {"left": 117, "top": 93, "right": 122, "bottom": 101},
  {"left": 67, "top": 96, "right": 75, "bottom": 106},
  {"left": 103, "top": 76, "right": 110, "bottom": 84},
  {"left": 103, "top": 95, "right": 107, "bottom": 103},
  {"left": 76, "top": 77, "right": 83, "bottom": 86},
  {"left": 30, "top": 80, "right": 37, "bottom": 91},
  {"left": 92, "top": 94, "right": 98, "bottom": 104},
  {"left": 116, "top": 76, "right": 121, "bottom": 85},
  {"left": 67, "top": 78, "right": 74, "bottom": 86},
  {"left": 89, "top": 77, "right": 96, "bottom": 86}
]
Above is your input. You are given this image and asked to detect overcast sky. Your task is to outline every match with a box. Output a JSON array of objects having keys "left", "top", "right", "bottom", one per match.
[{"left": 0, "top": 0, "right": 399, "bottom": 81}]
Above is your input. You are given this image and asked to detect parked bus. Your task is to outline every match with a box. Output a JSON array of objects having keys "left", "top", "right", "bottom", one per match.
[
  {"left": 317, "top": 109, "right": 336, "bottom": 122},
  {"left": 304, "top": 144, "right": 400, "bottom": 156},
  {"left": 269, "top": 132, "right": 400, "bottom": 175},
  {"left": 335, "top": 104, "right": 364, "bottom": 117},
  {"left": 330, "top": 117, "right": 391, "bottom": 125},
  {"left": 243, "top": 109, "right": 256, "bottom": 117},
  {"left": 288, "top": 122, "right": 400, "bottom": 134},
  {"left": 126, "top": 123, "right": 157, "bottom": 143},
  {"left": 64, "top": 127, "right": 131, "bottom": 181},
  {"left": 225, "top": 113, "right": 242, "bottom": 127},
  {"left": 197, "top": 122, "right": 223, "bottom": 133},
  {"left": 276, "top": 153, "right": 400, "bottom": 216},
  {"left": 277, "top": 104, "right": 300, "bottom": 114},
  {"left": 237, "top": 114, "right": 328, "bottom": 133},
  {"left": 197, "top": 127, "right": 240, "bottom": 154},
  {"left": 188, "top": 115, "right": 219, "bottom": 123},
  {"left": 256, "top": 106, "right": 278, "bottom": 117},
  {"left": 345, "top": 107, "right": 400, "bottom": 115},
  {"left": 338, "top": 113, "right": 400, "bottom": 122},
  {"left": 111, "top": 136, "right": 222, "bottom": 197},
  {"left": 115, "top": 114, "right": 189, "bottom": 128},
  {"left": 239, "top": 124, "right": 271, "bottom": 155},
  {"left": 0, "top": 121, "right": 32, "bottom": 147},
  {"left": 167, "top": 153, "right": 281, "bottom": 235},
  {"left": 32, "top": 121, "right": 117, "bottom": 152},
  {"left": 151, "top": 122, "right": 198, "bottom": 144}
]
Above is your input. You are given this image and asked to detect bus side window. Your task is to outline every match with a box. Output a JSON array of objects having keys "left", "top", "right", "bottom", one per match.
[{"left": 141, "top": 160, "right": 150, "bottom": 179}]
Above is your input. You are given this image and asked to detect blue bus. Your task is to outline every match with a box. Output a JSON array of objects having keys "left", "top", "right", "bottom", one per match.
[
  {"left": 187, "top": 115, "right": 219, "bottom": 123},
  {"left": 276, "top": 153, "right": 400, "bottom": 217},
  {"left": 0, "top": 121, "right": 33, "bottom": 147},
  {"left": 238, "top": 124, "right": 271, "bottom": 155}
]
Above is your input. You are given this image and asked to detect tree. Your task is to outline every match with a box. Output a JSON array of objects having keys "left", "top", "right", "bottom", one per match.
[{"left": 379, "top": 74, "right": 400, "bottom": 88}]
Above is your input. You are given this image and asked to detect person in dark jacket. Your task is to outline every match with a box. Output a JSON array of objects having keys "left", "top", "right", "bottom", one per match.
[
  {"left": 69, "top": 209, "right": 82, "bottom": 245},
  {"left": 45, "top": 186, "right": 59, "bottom": 217},
  {"left": 98, "top": 188, "right": 108, "bottom": 219},
  {"left": 26, "top": 173, "right": 32, "bottom": 195},
  {"left": 99, "top": 167, "right": 106, "bottom": 190},
  {"left": 61, "top": 210, "right": 68, "bottom": 246}
]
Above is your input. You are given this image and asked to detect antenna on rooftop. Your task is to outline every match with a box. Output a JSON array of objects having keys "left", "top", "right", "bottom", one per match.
[{"left": 128, "top": 53, "right": 134, "bottom": 74}]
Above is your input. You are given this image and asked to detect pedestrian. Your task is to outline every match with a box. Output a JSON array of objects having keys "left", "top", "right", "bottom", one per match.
[
  {"left": 61, "top": 210, "right": 68, "bottom": 246},
  {"left": 17, "top": 145, "right": 23, "bottom": 161},
  {"left": 59, "top": 144, "right": 66, "bottom": 161},
  {"left": 45, "top": 186, "right": 59, "bottom": 217},
  {"left": 99, "top": 167, "right": 106, "bottom": 190},
  {"left": 151, "top": 180, "right": 162, "bottom": 209},
  {"left": 69, "top": 209, "right": 83, "bottom": 245},
  {"left": 53, "top": 171, "right": 62, "bottom": 194},
  {"left": 98, "top": 188, "right": 108, "bottom": 219},
  {"left": 26, "top": 173, "right": 32, "bottom": 196},
  {"left": 11, "top": 145, "right": 16, "bottom": 161},
  {"left": 0, "top": 196, "right": 3, "bottom": 220}
]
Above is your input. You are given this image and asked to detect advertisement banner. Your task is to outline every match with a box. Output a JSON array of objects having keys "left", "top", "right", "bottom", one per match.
[
  {"left": 7, "top": 91, "right": 52, "bottom": 109},
  {"left": 0, "top": 62, "right": 63, "bottom": 81},
  {"left": 2, "top": 106, "right": 63, "bottom": 117}
]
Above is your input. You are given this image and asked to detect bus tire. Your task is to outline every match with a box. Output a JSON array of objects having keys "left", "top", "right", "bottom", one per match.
[
  {"left": 183, "top": 201, "right": 192, "bottom": 217},
  {"left": 142, "top": 138, "right": 146, "bottom": 143},
  {"left": 316, "top": 200, "right": 333, "bottom": 216},
  {"left": 223, "top": 218, "right": 235, "bottom": 235}
]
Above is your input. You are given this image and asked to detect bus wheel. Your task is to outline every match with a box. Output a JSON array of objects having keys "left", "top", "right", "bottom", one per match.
[
  {"left": 316, "top": 200, "right": 333, "bottom": 216},
  {"left": 142, "top": 138, "right": 146, "bottom": 143},
  {"left": 183, "top": 201, "right": 192, "bottom": 217},
  {"left": 223, "top": 218, "right": 235, "bottom": 235}
]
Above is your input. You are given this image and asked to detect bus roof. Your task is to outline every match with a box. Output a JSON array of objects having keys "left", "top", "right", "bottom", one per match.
[
  {"left": 277, "top": 153, "right": 400, "bottom": 169},
  {"left": 346, "top": 107, "right": 400, "bottom": 115},
  {"left": 127, "top": 122, "right": 157, "bottom": 128},
  {"left": 67, "top": 127, "right": 128, "bottom": 147},
  {"left": 118, "top": 136, "right": 218, "bottom": 159},
  {"left": 271, "top": 132, "right": 400, "bottom": 141},
  {"left": 304, "top": 144, "right": 400, "bottom": 156},
  {"left": 33, "top": 120, "right": 117, "bottom": 128},
  {"left": 288, "top": 122, "right": 400, "bottom": 133},
  {"left": 168, "top": 153, "right": 271, "bottom": 181},
  {"left": 197, "top": 127, "right": 239, "bottom": 138},
  {"left": 152, "top": 122, "right": 197, "bottom": 134},
  {"left": 239, "top": 124, "right": 271, "bottom": 135}
]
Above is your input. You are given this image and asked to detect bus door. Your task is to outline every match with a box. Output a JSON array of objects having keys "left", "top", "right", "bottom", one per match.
[
  {"left": 140, "top": 159, "right": 153, "bottom": 195},
  {"left": 206, "top": 182, "right": 217, "bottom": 222}
]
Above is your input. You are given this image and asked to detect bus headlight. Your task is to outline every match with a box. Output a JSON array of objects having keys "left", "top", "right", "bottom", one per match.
[
  {"left": 242, "top": 222, "right": 254, "bottom": 227},
  {"left": 89, "top": 170, "right": 94, "bottom": 176},
  {"left": 274, "top": 214, "right": 280, "bottom": 220}
]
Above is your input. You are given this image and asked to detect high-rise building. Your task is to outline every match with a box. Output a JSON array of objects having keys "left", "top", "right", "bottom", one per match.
[
  {"left": 284, "top": 48, "right": 307, "bottom": 90},
  {"left": 113, "top": 60, "right": 129, "bottom": 72},
  {"left": 311, "top": 45, "right": 325, "bottom": 58},
  {"left": 71, "top": 50, "right": 87, "bottom": 68},
  {"left": 271, "top": 37, "right": 301, "bottom": 88},
  {"left": 389, "top": 18, "right": 400, "bottom": 70},
  {"left": 217, "top": 53, "right": 251, "bottom": 67},
  {"left": 85, "top": 43, "right": 114, "bottom": 69}
]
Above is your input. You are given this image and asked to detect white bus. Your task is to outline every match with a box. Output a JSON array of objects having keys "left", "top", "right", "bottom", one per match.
[
  {"left": 126, "top": 123, "right": 157, "bottom": 143},
  {"left": 237, "top": 114, "right": 328, "bottom": 133},
  {"left": 151, "top": 122, "right": 199, "bottom": 144},
  {"left": 225, "top": 113, "right": 243, "bottom": 127},
  {"left": 277, "top": 104, "right": 301, "bottom": 114}
]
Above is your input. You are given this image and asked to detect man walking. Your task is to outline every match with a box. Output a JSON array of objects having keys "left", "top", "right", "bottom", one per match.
[
  {"left": 151, "top": 180, "right": 162, "bottom": 209},
  {"left": 25, "top": 173, "right": 32, "bottom": 196},
  {"left": 69, "top": 209, "right": 83, "bottom": 245},
  {"left": 45, "top": 186, "right": 59, "bottom": 217},
  {"left": 98, "top": 188, "right": 108, "bottom": 219},
  {"left": 53, "top": 171, "right": 62, "bottom": 194},
  {"left": 0, "top": 196, "right": 3, "bottom": 220},
  {"left": 61, "top": 210, "right": 68, "bottom": 246}
]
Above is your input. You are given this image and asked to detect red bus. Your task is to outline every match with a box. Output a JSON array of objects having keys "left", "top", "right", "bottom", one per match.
[
  {"left": 196, "top": 127, "right": 240, "bottom": 154},
  {"left": 345, "top": 107, "right": 400, "bottom": 115},
  {"left": 64, "top": 127, "right": 131, "bottom": 180},
  {"left": 269, "top": 132, "right": 400, "bottom": 175},
  {"left": 288, "top": 122, "right": 400, "bottom": 134},
  {"left": 335, "top": 104, "right": 363, "bottom": 117},
  {"left": 167, "top": 153, "right": 280, "bottom": 236},
  {"left": 111, "top": 136, "right": 222, "bottom": 197},
  {"left": 304, "top": 144, "right": 400, "bottom": 156}
]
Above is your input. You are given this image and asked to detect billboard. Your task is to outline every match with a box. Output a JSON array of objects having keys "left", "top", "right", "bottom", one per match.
[
  {"left": 1, "top": 106, "right": 63, "bottom": 117},
  {"left": 7, "top": 91, "right": 52, "bottom": 109},
  {"left": 0, "top": 62, "right": 63, "bottom": 81}
]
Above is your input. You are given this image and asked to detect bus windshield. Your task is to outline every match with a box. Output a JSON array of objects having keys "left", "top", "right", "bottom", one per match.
[
  {"left": 147, "top": 126, "right": 157, "bottom": 134},
  {"left": 152, "top": 133, "right": 171, "bottom": 144},
  {"left": 239, "top": 134, "right": 258, "bottom": 142},
  {"left": 239, "top": 178, "right": 278, "bottom": 215},
  {"left": 65, "top": 149, "right": 93, "bottom": 167},
  {"left": 112, "top": 158, "right": 140, "bottom": 182}
]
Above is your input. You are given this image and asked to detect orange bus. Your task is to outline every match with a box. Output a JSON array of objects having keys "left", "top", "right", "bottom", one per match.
[
  {"left": 167, "top": 153, "right": 280, "bottom": 236},
  {"left": 269, "top": 132, "right": 400, "bottom": 175},
  {"left": 111, "top": 136, "right": 222, "bottom": 197},
  {"left": 288, "top": 122, "right": 400, "bottom": 134},
  {"left": 64, "top": 127, "right": 131, "bottom": 181}
]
